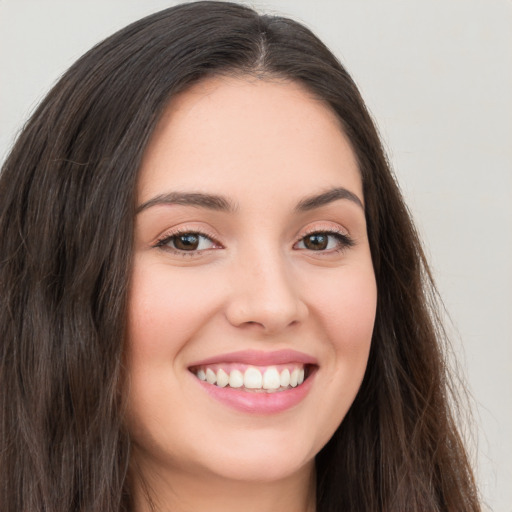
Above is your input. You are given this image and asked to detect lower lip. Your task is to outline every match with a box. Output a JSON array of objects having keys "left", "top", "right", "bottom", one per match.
[{"left": 193, "top": 372, "right": 316, "bottom": 414}]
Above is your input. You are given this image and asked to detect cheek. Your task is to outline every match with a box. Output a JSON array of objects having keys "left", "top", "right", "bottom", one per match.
[
  {"left": 305, "top": 264, "right": 377, "bottom": 353},
  {"left": 294, "top": 264, "right": 376, "bottom": 450},
  {"left": 124, "top": 263, "right": 218, "bottom": 455},
  {"left": 127, "top": 261, "right": 223, "bottom": 359}
]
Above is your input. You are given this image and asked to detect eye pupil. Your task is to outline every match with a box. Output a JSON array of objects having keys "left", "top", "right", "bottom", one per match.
[
  {"left": 174, "top": 234, "right": 199, "bottom": 250},
  {"left": 304, "top": 234, "right": 328, "bottom": 250}
]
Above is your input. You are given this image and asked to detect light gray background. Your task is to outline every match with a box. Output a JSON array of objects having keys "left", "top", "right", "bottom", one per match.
[{"left": 1, "top": 1, "right": 510, "bottom": 510}]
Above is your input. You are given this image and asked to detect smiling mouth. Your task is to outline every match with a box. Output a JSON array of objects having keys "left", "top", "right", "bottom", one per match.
[{"left": 189, "top": 363, "right": 315, "bottom": 393}]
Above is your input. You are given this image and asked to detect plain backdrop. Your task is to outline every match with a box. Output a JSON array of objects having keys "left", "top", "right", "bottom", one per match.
[{"left": 1, "top": 1, "right": 511, "bottom": 510}]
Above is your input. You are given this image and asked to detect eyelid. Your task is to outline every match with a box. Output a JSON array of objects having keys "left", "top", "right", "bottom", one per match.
[
  {"left": 299, "top": 224, "right": 348, "bottom": 237},
  {"left": 295, "top": 221, "right": 351, "bottom": 241}
]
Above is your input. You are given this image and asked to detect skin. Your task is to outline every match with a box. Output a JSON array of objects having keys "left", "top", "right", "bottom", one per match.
[{"left": 125, "top": 76, "right": 377, "bottom": 512}]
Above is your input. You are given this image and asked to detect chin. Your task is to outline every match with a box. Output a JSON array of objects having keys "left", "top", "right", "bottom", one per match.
[
  {"left": 187, "top": 426, "right": 320, "bottom": 483},
  {"left": 202, "top": 451, "right": 314, "bottom": 483}
]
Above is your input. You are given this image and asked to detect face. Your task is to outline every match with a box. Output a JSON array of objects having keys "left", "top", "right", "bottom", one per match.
[{"left": 126, "top": 76, "right": 377, "bottom": 484}]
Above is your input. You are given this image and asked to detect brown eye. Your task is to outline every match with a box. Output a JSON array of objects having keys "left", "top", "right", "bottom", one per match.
[
  {"left": 173, "top": 233, "right": 200, "bottom": 251},
  {"left": 157, "top": 232, "right": 217, "bottom": 253},
  {"left": 295, "top": 231, "right": 354, "bottom": 252},
  {"left": 303, "top": 233, "right": 329, "bottom": 250}
]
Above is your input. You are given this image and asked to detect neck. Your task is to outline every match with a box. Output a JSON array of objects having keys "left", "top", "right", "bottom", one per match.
[{"left": 130, "top": 457, "right": 316, "bottom": 512}]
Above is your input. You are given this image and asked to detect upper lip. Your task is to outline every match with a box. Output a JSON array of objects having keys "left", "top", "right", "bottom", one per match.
[{"left": 188, "top": 349, "right": 318, "bottom": 367}]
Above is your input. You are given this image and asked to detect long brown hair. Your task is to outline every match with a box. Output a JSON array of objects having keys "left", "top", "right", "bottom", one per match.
[{"left": 0, "top": 2, "right": 480, "bottom": 511}]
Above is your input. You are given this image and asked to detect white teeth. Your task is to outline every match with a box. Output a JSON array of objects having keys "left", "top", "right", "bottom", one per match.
[
  {"left": 206, "top": 368, "right": 217, "bottom": 385},
  {"left": 229, "top": 369, "right": 244, "bottom": 388},
  {"left": 195, "top": 365, "right": 308, "bottom": 391},
  {"left": 290, "top": 368, "right": 299, "bottom": 387},
  {"left": 262, "top": 367, "right": 281, "bottom": 390},
  {"left": 244, "top": 367, "right": 263, "bottom": 389},
  {"left": 280, "top": 368, "right": 290, "bottom": 387},
  {"left": 216, "top": 368, "right": 229, "bottom": 387}
]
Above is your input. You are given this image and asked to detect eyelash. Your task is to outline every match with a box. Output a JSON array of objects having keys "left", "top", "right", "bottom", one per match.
[
  {"left": 295, "top": 228, "right": 354, "bottom": 253},
  {"left": 154, "top": 229, "right": 221, "bottom": 256},
  {"left": 154, "top": 228, "right": 354, "bottom": 256}
]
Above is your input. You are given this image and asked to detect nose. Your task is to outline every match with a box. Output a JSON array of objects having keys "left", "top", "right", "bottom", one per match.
[{"left": 224, "top": 248, "right": 308, "bottom": 334}]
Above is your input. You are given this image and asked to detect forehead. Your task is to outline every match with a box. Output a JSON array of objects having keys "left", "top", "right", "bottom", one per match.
[{"left": 138, "top": 75, "right": 362, "bottom": 205}]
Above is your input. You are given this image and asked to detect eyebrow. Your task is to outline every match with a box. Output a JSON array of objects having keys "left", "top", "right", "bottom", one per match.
[
  {"left": 295, "top": 187, "right": 364, "bottom": 211},
  {"left": 136, "top": 192, "right": 237, "bottom": 214},
  {"left": 136, "top": 186, "right": 363, "bottom": 215}
]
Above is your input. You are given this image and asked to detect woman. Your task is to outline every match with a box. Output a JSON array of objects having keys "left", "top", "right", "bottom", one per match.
[{"left": 0, "top": 2, "right": 481, "bottom": 511}]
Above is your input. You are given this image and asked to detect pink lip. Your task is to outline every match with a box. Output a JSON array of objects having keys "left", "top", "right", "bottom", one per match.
[
  {"left": 188, "top": 350, "right": 318, "bottom": 415},
  {"left": 188, "top": 349, "right": 318, "bottom": 367},
  {"left": 193, "top": 370, "right": 316, "bottom": 415}
]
